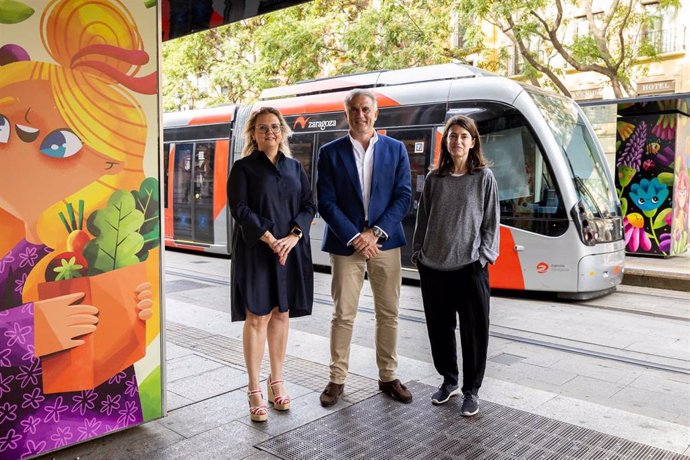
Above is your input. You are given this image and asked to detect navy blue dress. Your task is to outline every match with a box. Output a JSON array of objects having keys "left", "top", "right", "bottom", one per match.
[{"left": 227, "top": 150, "right": 316, "bottom": 321}]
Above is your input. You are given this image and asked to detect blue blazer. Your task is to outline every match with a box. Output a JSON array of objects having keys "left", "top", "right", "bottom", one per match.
[{"left": 316, "top": 134, "right": 412, "bottom": 256}]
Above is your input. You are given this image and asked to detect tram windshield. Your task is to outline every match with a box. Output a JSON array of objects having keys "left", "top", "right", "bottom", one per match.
[{"left": 527, "top": 89, "right": 619, "bottom": 218}]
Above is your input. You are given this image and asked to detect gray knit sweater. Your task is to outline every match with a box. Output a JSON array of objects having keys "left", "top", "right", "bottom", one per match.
[{"left": 412, "top": 168, "right": 500, "bottom": 270}]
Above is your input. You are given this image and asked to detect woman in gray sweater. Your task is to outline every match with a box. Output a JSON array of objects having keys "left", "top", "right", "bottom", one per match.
[{"left": 412, "top": 115, "right": 499, "bottom": 416}]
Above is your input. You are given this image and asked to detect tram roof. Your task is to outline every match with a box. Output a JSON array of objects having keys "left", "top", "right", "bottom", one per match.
[
  {"left": 163, "top": 105, "right": 238, "bottom": 127},
  {"left": 259, "top": 63, "right": 496, "bottom": 100}
]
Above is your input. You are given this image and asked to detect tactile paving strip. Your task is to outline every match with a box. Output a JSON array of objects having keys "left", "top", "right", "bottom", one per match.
[
  {"left": 167, "top": 322, "right": 379, "bottom": 404},
  {"left": 256, "top": 381, "right": 690, "bottom": 460},
  {"left": 164, "top": 279, "right": 215, "bottom": 294}
]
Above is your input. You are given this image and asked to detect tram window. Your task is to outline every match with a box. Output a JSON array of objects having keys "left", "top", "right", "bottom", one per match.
[
  {"left": 317, "top": 131, "right": 344, "bottom": 148},
  {"left": 386, "top": 128, "right": 432, "bottom": 269},
  {"left": 193, "top": 143, "right": 215, "bottom": 206},
  {"left": 193, "top": 142, "right": 215, "bottom": 244},
  {"left": 163, "top": 143, "right": 170, "bottom": 209},
  {"left": 289, "top": 133, "right": 315, "bottom": 183},
  {"left": 172, "top": 143, "right": 194, "bottom": 239},
  {"left": 173, "top": 143, "right": 194, "bottom": 205},
  {"left": 475, "top": 108, "right": 568, "bottom": 237}
]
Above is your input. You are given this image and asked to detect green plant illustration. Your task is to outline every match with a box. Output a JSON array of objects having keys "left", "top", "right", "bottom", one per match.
[
  {"left": 132, "top": 177, "right": 160, "bottom": 262},
  {"left": 0, "top": 0, "right": 34, "bottom": 24},
  {"left": 58, "top": 200, "right": 85, "bottom": 233},
  {"left": 83, "top": 190, "right": 145, "bottom": 275},
  {"left": 53, "top": 256, "right": 84, "bottom": 280}
]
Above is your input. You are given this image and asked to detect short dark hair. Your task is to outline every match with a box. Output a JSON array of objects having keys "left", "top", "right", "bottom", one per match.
[{"left": 434, "top": 115, "right": 489, "bottom": 176}]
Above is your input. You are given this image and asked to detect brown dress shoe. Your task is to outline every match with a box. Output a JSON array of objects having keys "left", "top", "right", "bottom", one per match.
[
  {"left": 378, "top": 379, "right": 412, "bottom": 403},
  {"left": 320, "top": 382, "right": 344, "bottom": 407}
]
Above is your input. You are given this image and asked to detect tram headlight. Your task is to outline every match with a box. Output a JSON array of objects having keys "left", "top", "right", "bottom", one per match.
[{"left": 570, "top": 201, "right": 623, "bottom": 245}]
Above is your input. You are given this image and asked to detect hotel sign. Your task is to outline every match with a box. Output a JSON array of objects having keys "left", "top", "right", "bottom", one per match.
[{"left": 637, "top": 79, "right": 676, "bottom": 95}]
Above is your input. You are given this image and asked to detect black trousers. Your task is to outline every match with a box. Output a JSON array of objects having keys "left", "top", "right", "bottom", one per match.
[{"left": 418, "top": 260, "right": 490, "bottom": 396}]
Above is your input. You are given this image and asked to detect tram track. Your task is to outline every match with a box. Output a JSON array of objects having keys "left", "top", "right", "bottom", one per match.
[{"left": 165, "top": 268, "right": 690, "bottom": 376}]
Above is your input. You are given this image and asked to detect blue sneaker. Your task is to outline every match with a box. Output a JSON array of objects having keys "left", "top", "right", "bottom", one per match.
[
  {"left": 431, "top": 383, "right": 460, "bottom": 405},
  {"left": 461, "top": 392, "right": 479, "bottom": 416}
]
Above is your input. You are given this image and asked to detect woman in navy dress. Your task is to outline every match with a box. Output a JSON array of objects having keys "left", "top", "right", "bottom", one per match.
[{"left": 227, "top": 107, "right": 315, "bottom": 422}]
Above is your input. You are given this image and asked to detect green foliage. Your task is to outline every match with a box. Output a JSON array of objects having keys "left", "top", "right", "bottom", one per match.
[
  {"left": 139, "top": 366, "right": 162, "bottom": 421},
  {"left": 132, "top": 177, "right": 161, "bottom": 262},
  {"left": 53, "top": 257, "right": 83, "bottom": 281},
  {"left": 570, "top": 36, "right": 603, "bottom": 65},
  {"left": 653, "top": 208, "right": 672, "bottom": 229},
  {"left": 162, "top": 0, "right": 455, "bottom": 108},
  {"left": 657, "top": 172, "right": 674, "bottom": 186},
  {"left": 0, "top": 0, "right": 34, "bottom": 24},
  {"left": 57, "top": 200, "right": 85, "bottom": 233},
  {"left": 84, "top": 190, "right": 144, "bottom": 275},
  {"left": 458, "top": 0, "right": 681, "bottom": 98}
]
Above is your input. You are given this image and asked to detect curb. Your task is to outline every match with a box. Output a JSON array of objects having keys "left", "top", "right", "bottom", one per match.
[{"left": 622, "top": 269, "right": 690, "bottom": 292}]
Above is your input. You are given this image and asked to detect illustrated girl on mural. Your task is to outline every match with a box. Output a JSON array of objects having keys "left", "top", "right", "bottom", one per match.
[{"left": 0, "top": 0, "right": 159, "bottom": 457}]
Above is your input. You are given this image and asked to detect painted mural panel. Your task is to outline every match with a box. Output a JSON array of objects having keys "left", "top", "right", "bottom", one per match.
[
  {"left": 616, "top": 99, "right": 689, "bottom": 256},
  {"left": 0, "top": 0, "right": 162, "bottom": 458},
  {"left": 672, "top": 107, "right": 690, "bottom": 255}
]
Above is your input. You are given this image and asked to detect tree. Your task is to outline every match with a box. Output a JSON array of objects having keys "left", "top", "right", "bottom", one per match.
[
  {"left": 162, "top": 0, "right": 456, "bottom": 110},
  {"left": 458, "top": 0, "right": 680, "bottom": 98}
]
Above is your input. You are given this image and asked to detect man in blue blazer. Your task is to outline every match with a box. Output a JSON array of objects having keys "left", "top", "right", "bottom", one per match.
[{"left": 317, "top": 89, "right": 413, "bottom": 406}]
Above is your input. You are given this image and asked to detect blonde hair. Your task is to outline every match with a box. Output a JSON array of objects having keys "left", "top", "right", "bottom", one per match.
[
  {"left": 241, "top": 106, "right": 293, "bottom": 157},
  {"left": 2, "top": 0, "right": 155, "bottom": 299}
]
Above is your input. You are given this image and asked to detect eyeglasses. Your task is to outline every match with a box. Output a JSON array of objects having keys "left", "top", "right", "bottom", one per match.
[
  {"left": 256, "top": 124, "right": 282, "bottom": 134},
  {"left": 448, "top": 133, "right": 473, "bottom": 142}
]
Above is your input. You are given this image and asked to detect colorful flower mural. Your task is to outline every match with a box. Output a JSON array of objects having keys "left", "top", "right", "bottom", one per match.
[
  {"left": 615, "top": 99, "right": 689, "bottom": 256},
  {"left": 623, "top": 213, "right": 652, "bottom": 252}
]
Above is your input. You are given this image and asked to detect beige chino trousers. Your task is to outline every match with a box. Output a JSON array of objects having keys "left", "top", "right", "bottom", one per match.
[{"left": 328, "top": 248, "right": 402, "bottom": 384}]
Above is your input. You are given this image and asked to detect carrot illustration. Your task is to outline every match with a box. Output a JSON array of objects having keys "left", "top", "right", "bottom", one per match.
[{"left": 58, "top": 200, "right": 91, "bottom": 255}]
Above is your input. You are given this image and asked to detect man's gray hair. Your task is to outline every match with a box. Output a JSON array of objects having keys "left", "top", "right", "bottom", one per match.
[{"left": 344, "top": 88, "right": 378, "bottom": 110}]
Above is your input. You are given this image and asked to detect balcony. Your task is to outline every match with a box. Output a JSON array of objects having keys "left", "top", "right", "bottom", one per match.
[{"left": 638, "top": 26, "right": 686, "bottom": 55}]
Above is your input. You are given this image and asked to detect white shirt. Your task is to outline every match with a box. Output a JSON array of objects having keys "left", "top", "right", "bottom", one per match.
[
  {"left": 345, "top": 132, "right": 388, "bottom": 246},
  {"left": 349, "top": 132, "right": 378, "bottom": 221}
]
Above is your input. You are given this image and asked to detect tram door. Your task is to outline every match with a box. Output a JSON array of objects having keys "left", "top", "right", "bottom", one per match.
[
  {"left": 171, "top": 141, "right": 216, "bottom": 244},
  {"left": 384, "top": 129, "right": 432, "bottom": 269}
]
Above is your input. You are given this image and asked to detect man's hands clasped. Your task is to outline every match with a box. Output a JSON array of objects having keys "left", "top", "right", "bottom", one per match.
[{"left": 353, "top": 228, "right": 381, "bottom": 259}]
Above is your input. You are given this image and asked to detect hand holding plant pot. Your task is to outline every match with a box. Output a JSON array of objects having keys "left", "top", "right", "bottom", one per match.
[
  {"left": 34, "top": 292, "right": 99, "bottom": 357},
  {"left": 37, "top": 179, "right": 160, "bottom": 394},
  {"left": 136, "top": 281, "right": 153, "bottom": 320}
]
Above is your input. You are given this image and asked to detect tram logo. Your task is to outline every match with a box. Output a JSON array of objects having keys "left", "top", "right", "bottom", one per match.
[
  {"left": 293, "top": 116, "right": 310, "bottom": 129},
  {"left": 536, "top": 262, "right": 549, "bottom": 273},
  {"left": 307, "top": 119, "right": 337, "bottom": 130}
]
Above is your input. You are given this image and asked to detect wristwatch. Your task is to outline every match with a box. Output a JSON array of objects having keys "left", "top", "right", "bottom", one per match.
[
  {"left": 290, "top": 227, "right": 303, "bottom": 239},
  {"left": 372, "top": 226, "right": 385, "bottom": 239}
]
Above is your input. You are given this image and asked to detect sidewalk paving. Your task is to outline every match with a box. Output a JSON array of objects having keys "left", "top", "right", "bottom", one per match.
[{"left": 37, "top": 250, "right": 690, "bottom": 459}]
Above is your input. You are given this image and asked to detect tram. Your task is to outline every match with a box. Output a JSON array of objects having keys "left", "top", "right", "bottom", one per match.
[{"left": 162, "top": 63, "right": 625, "bottom": 298}]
